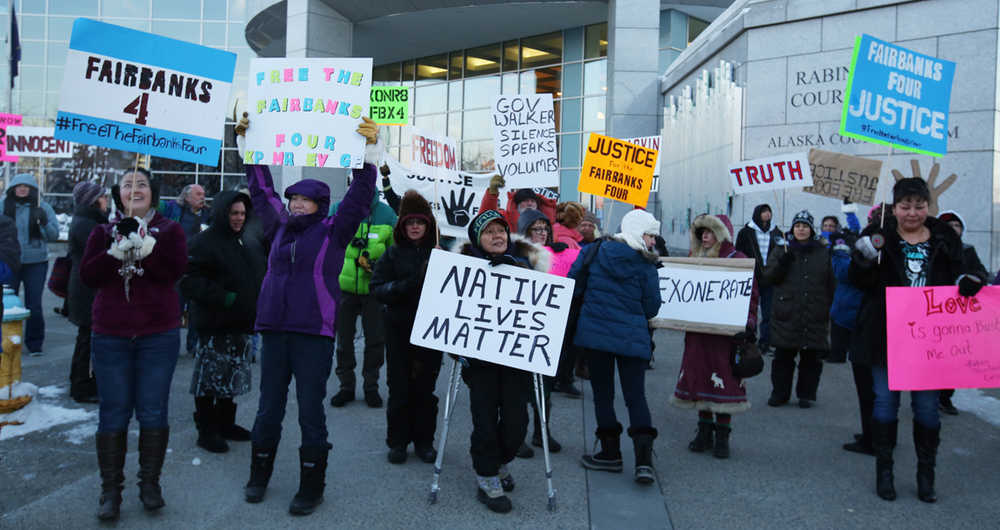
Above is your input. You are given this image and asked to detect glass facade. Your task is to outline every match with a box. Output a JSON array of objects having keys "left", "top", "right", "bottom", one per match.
[{"left": 0, "top": 0, "right": 254, "bottom": 212}]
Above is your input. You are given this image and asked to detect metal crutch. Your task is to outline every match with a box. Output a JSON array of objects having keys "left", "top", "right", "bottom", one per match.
[
  {"left": 534, "top": 373, "right": 557, "bottom": 512},
  {"left": 429, "top": 356, "right": 464, "bottom": 504}
]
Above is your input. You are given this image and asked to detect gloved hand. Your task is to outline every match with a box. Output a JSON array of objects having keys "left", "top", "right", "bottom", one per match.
[
  {"left": 31, "top": 207, "right": 48, "bottom": 227},
  {"left": 958, "top": 274, "right": 983, "bottom": 297},
  {"left": 779, "top": 249, "right": 794, "bottom": 267},
  {"left": 488, "top": 254, "right": 518, "bottom": 267},
  {"left": 116, "top": 217, "right": 140, "bottom": 237},
  {"left": 855, "top": 235, "right": 879, "bottom": 261},
  {"left": 224, "top": 292, "right": 237, "bottom": 308},
  {"left": 356, "top": 116, "right": 379, "bottom": 145},
  {"left": 379, "top": 164, "right": 391, "bottom": 178},
  {"left": 488, "top": 174, "right": 505, "bottom": 195},
  {"left": 358, "top": 254, "right": 374, "bottom": 273},
  {"left": 841, "top": 198, "right": 857, "bottom": 214},
  {"left": 234, "top": 111, "right": 249, "bottom": 136}
]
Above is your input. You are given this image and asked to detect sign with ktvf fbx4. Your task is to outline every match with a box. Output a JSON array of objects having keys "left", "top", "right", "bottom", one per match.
[
  {"left": 578, "top": 133, "right": 658, "bottom": 208},
  {"left": 55, "top": 18, "right": 236, "bottom": 166},
  {"left": 369, "top": 86, "right": 409, "bottom": 125},
  {"left": 410, "top": 249, "right": 575, "bottom": 377},
  {"left": 245, "top": 57, "right": 373, "bottom": 168},
  {"left": 840, "top": 34, "right": 956, "bottom": 157}
]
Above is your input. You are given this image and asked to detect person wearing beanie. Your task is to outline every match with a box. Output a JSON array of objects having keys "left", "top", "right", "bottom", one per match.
[
  {"left": 671, "top": 214, "right": 758, "bottom": 459},
  {"left": 456, "top": 208, "right": 549, "bottom": 514},
  {"left": 850, "top": 177, "right": 988, "bottom": 503},
  {"left": 552, "top": 201, "right": 584, "bottom": 249},
  {"left": 67, "top": 181, "right": 109, "bottom": 403},
  {"left": 3, "top": 173, "right": 59, "bottom": 356},
  {"left": 371, "top": 191, "right": 443, "bottom": 465},
  {"left": 735, "top": 203, "right": 783, "bottom": 354},
  {"left": 235, "top": 115, "right": 382, "bottom": 515},
  {"left": 763, "top": 209, "right": 834, "bottom": 409},
  {"left": 479, "top": 173, "right": 558, "bottom": 231},
  {"left": 574, "top": 209, "right": 662, "bottom": 485},
  {"left": 934, "top": 210, "right": 988, "bottom": 416},
  {"left": 180, "top": 191, "right": 266, "bottom": 454},
  {"left": 81, "top": 168, "right": 186, "bottom": 521},
  {"left": 577, "top": 211, "right": 601, "bottom": 247}
]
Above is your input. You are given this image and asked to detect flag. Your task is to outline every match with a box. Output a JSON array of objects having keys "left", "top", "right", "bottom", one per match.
[{"left": 10, "top": 5, "right": 19, "bottom": 89}]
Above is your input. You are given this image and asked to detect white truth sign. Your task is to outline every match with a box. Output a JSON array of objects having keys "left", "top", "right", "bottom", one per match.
[{"left": 410, "top": 249, "right": 574, "bottom": 376}]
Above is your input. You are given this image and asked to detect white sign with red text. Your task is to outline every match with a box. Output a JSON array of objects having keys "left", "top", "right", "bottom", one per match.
[
  {"left": 5, "top": 126, "right": 74, "bottom": 158},
  {"left": 410, "top": 127, "right": 459, "bottom": 184},
  {"left": 729, "top": 152, "right": 813, "bottom": 195}
]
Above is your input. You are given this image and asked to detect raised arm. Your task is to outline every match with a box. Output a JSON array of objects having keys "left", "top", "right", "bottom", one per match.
[
  {"left": 330, "top": 163, "right": 376, "bottom": 248},
  {"left": 246, "top": 164, "right": 286, "bottom": 242}
]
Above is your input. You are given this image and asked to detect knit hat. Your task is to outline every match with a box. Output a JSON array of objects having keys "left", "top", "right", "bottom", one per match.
[
  {"left": 512, "top": 188, "right": 538, "bottom": 207},
  {"left": 556, "top": 201, "right": 585, "bottom": 229},
  {"left": 937, "top": 210, "right": 965, "bottom": 230},
  {"left": 395, "top": 190, "right": 436, "bottom": 245},
  {"left": 468, "top": 209, "right": 509, "bottom": 250},
  {"left": 617, "top": 209, "right": 660, "bottom": 252},
  {"left": 582, "top": 211, "right": 600, "bottom": 229},
  {"left": 73, "top": 181, "right": 104, "bottom": 208},
  {"left": 791, "top": 210, "right": 815, "bottom": 234},
  {"left": 517, "top": 208, "right": 552, "bottom": 245},
  {"left": 893, "top": 177, "right": 930, "bottom": 204}
]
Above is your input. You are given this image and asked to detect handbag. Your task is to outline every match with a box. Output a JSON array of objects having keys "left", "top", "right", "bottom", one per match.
[
  {"left": 47, "top": 255, "right": 71, "bottom": 298},
  {"left": 730, "top": 338, "right": 763, "bottom": 379}
]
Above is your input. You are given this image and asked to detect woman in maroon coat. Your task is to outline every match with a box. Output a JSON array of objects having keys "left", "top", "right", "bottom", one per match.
[{"left": 670, "top": 214, "right": 758, "bottom": 459}]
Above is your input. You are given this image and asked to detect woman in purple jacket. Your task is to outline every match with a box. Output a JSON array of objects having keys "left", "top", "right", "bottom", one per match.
[
  {"left": 237, "top": 116, "right": 382, "bottom": 516},
  {"left": 81, "top": 168, "right": 187, "bottom": 521}
]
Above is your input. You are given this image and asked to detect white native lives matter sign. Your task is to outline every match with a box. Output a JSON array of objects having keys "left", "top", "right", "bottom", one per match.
[
  {"left": 729, "top": 152, "right": 812, "bottom": 195},
  {"left": 410, "top": 249, "right": 574, "bottom": 376},
  {"left": 491, "top": 94, "right": 558, "bottom": 188},
  {"left": 651, "top": 259, "right": 755, "bottom": 336}
]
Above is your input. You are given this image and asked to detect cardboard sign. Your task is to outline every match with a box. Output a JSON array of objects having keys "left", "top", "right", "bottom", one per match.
[
  {"left": 55, "top": 18, "right": 235, "bottom": 166},
  {"left": 841, "top": 34, "right": 956, "bottom": 157},
  {"left": 410, "top": 249, "right": 574, "bottom": 376},
  {"left": 621, "top": 135, "right": 660, "bottom": 192},
  {"left": 370, "top": 86, "right": 409, "bottom": 125},
  {"left": 650, "top": 257, "right": 756, "bottom": 336},
  {"left": 886, "top": 286, "right": 1000, "bottom": 391},
  {"left": 729, "top": 152, "right": 812, "bottom": 195},
  {"left": 245, "top": 57, "right": 373, "bottom": 168},
  {"left": 383, "top": 154, "right": 502, "bottom": 239},
  {"left": 803, "top": 148, "right": 882, "bottom": 205},
  {"left": 411, "top": 127, "right": 459, "bottom": 183},
  {"left": 491, "top": 94, "right": 558, "bottom": 188},
  {"left": 578, "top": 133, "right": 658, "bottom": 207},
  {"left": 5, "top": 127, "right": 74, "bottom": 158},
  {"left": 0, "top": 113, "right": 22, "bottom": 162}
]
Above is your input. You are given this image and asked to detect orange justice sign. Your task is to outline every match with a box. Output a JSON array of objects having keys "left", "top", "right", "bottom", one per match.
[{"left": 578, "top": 133, "right": 658, "bottom": 208}]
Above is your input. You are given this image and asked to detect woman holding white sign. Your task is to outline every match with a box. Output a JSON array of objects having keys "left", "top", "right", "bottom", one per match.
[
  {"left": 670, "top": 214, "right": 758, "bottom": 460},
  {"left": 457, "top": 209, "right": 549, "bottom": 514},
  {"left": 573, "top": 209, "right": 662, "bottom": 484},
  {"left": 850, "top": 178, "right": 986, "bottom": 503}
]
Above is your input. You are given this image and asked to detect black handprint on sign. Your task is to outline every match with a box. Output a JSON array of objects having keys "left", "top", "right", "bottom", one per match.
[{"left": 442, "top": 187, "right": 476, "bottom": 227}]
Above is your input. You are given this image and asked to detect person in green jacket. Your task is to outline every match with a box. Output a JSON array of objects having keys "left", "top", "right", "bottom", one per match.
[{"left": 329, "top": 191, "right": 397, "bottom": 408}]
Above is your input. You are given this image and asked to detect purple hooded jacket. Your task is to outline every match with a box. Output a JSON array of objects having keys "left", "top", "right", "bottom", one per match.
[{"left": 247, "top": 163, "right": 376, "bottom": 338}]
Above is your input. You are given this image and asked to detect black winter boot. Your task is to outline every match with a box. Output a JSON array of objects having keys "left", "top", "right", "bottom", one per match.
[
  {"left": 195, "top": 397, "right": 228, "bottom": 453},
  {"left": 688, "top": 421, "right": 714, "bottom": 453},
  {"left": 96, "top": 431, "right": 126, "bottom": 521},
  {"left": 872, "top": 420, "right": 898, "bottom": 501},
  {"left": 713, "top": 424, "right": 731, "bottom": 459},
  {"left": 244, "top": 444, "right": 277, "bottom": 503},
  {"left": 289, "top": 447, "right": 328, "bottom": 515},
  {"left": 629, "top": 426, "right": 657, "bottom": 485},
  {"left": 137, "top": 428, "right": 169, "bottom": 511},
  {"left": 580, "top": 423, "right": 623, "bottom": 473},
  {"left": 216, "top": 398, "right": 251, "bottom": 441},
  {"left": 914, "top": 422, "right": 940, "bottom": 503}
]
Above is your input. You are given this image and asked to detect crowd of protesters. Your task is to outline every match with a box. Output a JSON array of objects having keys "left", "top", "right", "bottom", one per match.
[{"left": 4, "top": 113, "right": 1000, "bottom": 520}]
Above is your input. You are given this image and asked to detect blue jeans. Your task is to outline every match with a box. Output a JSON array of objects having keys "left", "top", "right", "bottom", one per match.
[
  {"left": 871, "top": 366, "right": 940, "bottom": 428},
  {"left": 10, "top": 261, "right": 48, "bottom": 352},
  {"left": 251, "top": 332, "right": 335, "bottom": 450},
  {"left": 585, "top": 348, "right": 652, "bottom": 431},
  {"left": 92, "top": 329, "right": 180, "bottom": 433},
  {"left": 758, "top": 286, "right": 773, "bottom": 347}
]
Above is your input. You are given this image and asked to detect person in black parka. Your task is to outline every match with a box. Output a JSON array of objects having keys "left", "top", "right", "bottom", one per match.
[
  {"left": 180, "top": 191, "right": 266, "bottom": 454},
  {"left": 762, "top": 210, "right": 835, "bottom": 409},
  {"left": 370, "top": 191, "right": 443, "bottom": 466},
  {"left": 735, "top": 204, "right": 783, "bottom": 352},
  {"left": 67, "top": 182, "right": 109, "bottom": 403}
]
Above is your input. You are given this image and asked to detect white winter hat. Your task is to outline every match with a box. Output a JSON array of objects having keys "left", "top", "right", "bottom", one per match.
[{"left": 617, "top": 209, "right": 660, "bottom": 252}]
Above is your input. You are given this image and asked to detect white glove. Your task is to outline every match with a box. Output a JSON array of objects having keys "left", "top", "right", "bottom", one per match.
[
  {"left": 841, "top": 202, "right": 858, "bottom": 214},
  {"left": 855, "top": 235, "right": 879, "bottom": 261},
  {"left": 236, "top": 132, "right": 246, "bottom": 155},
  {"left": 136, "top": 234, "right": 156, "bottom": 260},
  {"left": 364, "top": 138, "right": 384, "bottom": 167}
]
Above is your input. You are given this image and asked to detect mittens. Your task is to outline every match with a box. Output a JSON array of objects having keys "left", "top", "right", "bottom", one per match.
[
  {"left": 958, "top": 274, "right": 983, "bottom": 297},
  {"left": 855, "top": 236, "right": 879, "bottom": 261}
]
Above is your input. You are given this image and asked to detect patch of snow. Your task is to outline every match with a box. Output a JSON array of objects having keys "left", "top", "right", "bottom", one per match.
[
  {"left": 192, "top": 457, "right": 201, "bottom": 466},
  {"left": 37, "top": 385, "right": 66, "bottom": 398},
  {"left": 0, "top": 382, "right": 97, "bottom": 441},
  {"left": 952, "top": 388, "right": 1000, "bottom": 428},
  {"left": 63, "top": 421, "right": 98, "bottom": 445},
  {"left": 23, "top": 473, "right": 35, "bottom": 480}
]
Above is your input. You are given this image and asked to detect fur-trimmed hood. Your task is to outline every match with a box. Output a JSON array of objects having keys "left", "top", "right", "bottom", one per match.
[
  {"left": 456, "top": 233, "right": 551, "bottom": 273},
  {"left": 689, "top": 214, "right": 734, "bottom": 257}
]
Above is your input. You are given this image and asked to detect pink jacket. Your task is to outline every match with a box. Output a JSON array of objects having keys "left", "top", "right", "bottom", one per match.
[
  {"left": 552, "top": 223, "right": 582, "bottom": 250},
  {"left": 547, "top": 246, "right": 581, "bottom": 277}
]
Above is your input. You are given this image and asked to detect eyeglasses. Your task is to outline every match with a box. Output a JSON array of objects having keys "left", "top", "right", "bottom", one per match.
[{"left": 530, "top": 227, "right": 548, "bottom": 234}]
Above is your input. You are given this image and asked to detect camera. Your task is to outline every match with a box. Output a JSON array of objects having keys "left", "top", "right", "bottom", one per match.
[{"left": 350, "top": 237, "right": 368, "bottom": 249}]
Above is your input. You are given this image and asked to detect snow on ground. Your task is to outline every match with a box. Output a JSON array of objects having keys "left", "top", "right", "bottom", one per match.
[
  {"left": 953, "top": 388, "right": 1000, "bottom": 427},
  {"left": 0, "top": 382, "right": 96, "bottom": 441}
]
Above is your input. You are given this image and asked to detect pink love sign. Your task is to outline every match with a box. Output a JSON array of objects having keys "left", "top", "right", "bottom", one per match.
[{"left": 886, "top": 285, "right": 1000, "bottom": 391}]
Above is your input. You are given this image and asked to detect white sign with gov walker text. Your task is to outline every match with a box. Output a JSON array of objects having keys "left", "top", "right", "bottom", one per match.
[
  {"left": 729, "top": 152, "right": 812, "bottom": 195},
  {"left": 651, "top": 258, "right": 755, "bottom": 336},
  {"left": 410, "top": 249, "right": 574, "bottom": 376},
  {"left": 491, "top": 94, "right": 558, "bottom": 188}
]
